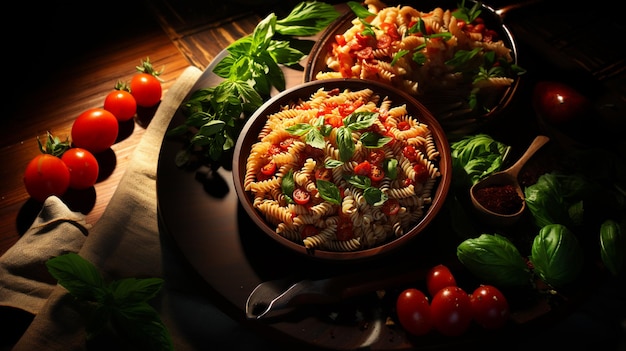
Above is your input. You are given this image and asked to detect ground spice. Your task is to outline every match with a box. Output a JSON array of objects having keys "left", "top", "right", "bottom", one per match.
[{"left": 474, "top": 184, "right": 524, "bottom": 215}]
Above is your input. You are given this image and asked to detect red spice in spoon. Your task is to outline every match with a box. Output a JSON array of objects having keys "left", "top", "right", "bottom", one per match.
[{"left": 473, "top": 184, "right": 523, "bottom": 215}]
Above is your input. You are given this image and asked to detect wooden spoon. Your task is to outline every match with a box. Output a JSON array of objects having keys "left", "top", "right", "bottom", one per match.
[{"left": 470, "top": 135, "right": 550, "bottom": 227}]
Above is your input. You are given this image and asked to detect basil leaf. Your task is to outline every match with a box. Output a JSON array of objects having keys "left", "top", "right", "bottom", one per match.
[
  {"left": 336, "top": 126, "right": 355, "bottom": 162},
  {"left": 346, "top": 175, "right": 371, "bottom": 190},
  {"left": 109, "top": 277, "right": 164, "bottom": 305},
  {"left": 286, "top": 123, "right": 313, "bottom": 136},
  {"left": 391, "top": 49, "right": 409, "bottom": 66},
  {"left": 111, "top": 302, "right": 173, "bottom": 351},
  {"left": 305, "top": 128, "right": 326, "bottom": 149},
  {"left": 281, "top": 169, "right": 295, "bottom": 204},
  {"left": 46, "top": 253, "right": 106, "bottom": 301},
  {"left": 251, "top": 13, "right": 276, "bottom": 53},
  {"left": 275, "top": 1, "right": 341, "bottom": 36},
  {"left": 600, "top": 219, "right": 624, "bottom": 277},
  {"left": 364, "top": 186, "right": 387, "bottom": 206},
  {"left": 317, "top": 179, "right": 341, "bottom": 205},
  {"left": 196, "top": 120, "right": 225, "bottom": 137},
  {"left": 325, "top": 159, "right": 344, "bottom": 169},
  {"left": 530, "top": 223, "right": 584, "bottom": 288},
  {"left": 268, "top": 40, "right": 306, "bottom": 66},
  {"left": 348, "top": 1, "right": 375, "bottom": 18},
  {"left": 384, "top": 158, "right": 398, "bottom": 180},
  {"left": 360, "top": 131, "right": 392, "bottom": 148},
  {"left": 344, "top": 111, "right": 378, "bottom": 130},
  {"left": 457, "top": 233, "right": 532, "bottom": 287}
]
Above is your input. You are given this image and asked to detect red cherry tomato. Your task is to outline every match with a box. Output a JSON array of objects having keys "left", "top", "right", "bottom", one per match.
[
  {"left": 368, "top": 149, "right": 385, "bottom": 165},
  {"left": 293, "top": 188, "right": 311, "bottom": 205},
  {"left": 369, "top": 164, "right": 385, "bottom": 182},
  {"left": 300, "top": 224, "right": 319, "bottom": 239},
  {"left": 470, "top": 285, "right": 510, "bottom": 330},
  {"left": 103, "top": 90, "right": 137, "bottom": 122},
  {"left": 412, "top": 162, "right": 429, "bottom": 184},
  {"left": 382, "top": 198, "right": 400, "bottom": 216},
  {"left": 71, "top": 108, "right": 119, "bottom": 154},
  {"left": 279, "top": 137, "right": 296, "bottom": 151},
  {"left": 430, "top": 286, "right": 473, "bottom": 336},
  {"left": 23, "top": 154, "right": 70, "bottom": 202},
  {"left": 402, "top": 145, "right": 417, "bottom": 160},
  {"left": 354, "top": 160, "right": 371, "bottom": 176},
  {"left": 61, "top": 148, "right": 99, "bottom": 190},
  {"left": 315, "top": 167, "right": 332, "bottom": 182},
  {"left": 130, "top": 73, "right": 162, "bottom": 107},
  {"left": 426, "top": 264, "right": 457, "bottom": 298},
  {"left": 260, "top": 160, "right": 276, "bottom": 176},
  {"left": 396, "top": 288, "right": 432, "bottom": 336},
  {"left": 532, "top": 81, "right": 590, "bottom": 127},
  {"left": 336, "top": 216, "right": 354, "bottom": 241}
]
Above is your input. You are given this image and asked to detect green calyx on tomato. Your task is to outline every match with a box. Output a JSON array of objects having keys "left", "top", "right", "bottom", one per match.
[
  {"left": 104, "top": 86, "right": 137, "bottom": 122},
  {"left": 37, "top": 131, "right": 71, "bottom": 157},
  {"left": 130, "top": 57, "right": 163, "bottom": 108}
]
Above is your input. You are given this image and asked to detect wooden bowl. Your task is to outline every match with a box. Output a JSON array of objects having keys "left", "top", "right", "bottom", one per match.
[{"left": 232, "top": 79, "right": 452, "bottom": 261}]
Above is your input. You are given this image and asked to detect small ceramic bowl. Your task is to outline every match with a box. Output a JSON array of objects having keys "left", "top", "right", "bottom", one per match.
[{"left": 232, "top": 79, "right": 452, "bottom": 261}]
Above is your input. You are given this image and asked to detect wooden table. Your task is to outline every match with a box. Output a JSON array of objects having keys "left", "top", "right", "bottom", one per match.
[{"left": 2, "top": 1, "right": 624, "bottom": 350}]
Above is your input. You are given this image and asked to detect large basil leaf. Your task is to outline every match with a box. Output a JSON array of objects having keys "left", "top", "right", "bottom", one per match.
[
  {"left": 456, "top": 234, "right": 532, "bottom": 287},
  {"left": 599, "top": 219, "right": 624, "bottom": 277},
  {"left": 530, "top": 223, "right": 583, "bottom": 288}
]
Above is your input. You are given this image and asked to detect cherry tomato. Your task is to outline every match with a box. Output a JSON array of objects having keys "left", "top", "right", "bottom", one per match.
[
  {"left": 354, "top": 161, "right": 372, "bottom": 176},
  {"left": 130, "top": 73, "right": 162, "bottom": 107},
  {"left": 23, "top": 154, "right": 70, "bottom": 202},
  {"left": 300, "top": 224, "right": 319, "bottom": 239},
  {"left": 61, "top": 148, "right": 99, "bottom": 190},
  {"left": 369, "top": 164, "right": 384, "bottom": 182},
  {"left": 430, "top": 286, "right": 473, "bottom": 336},
  {"left": 532, "top": 81, "right": 590, "bottom": 127},
  {"left": 71, "top": 108, "right": 119, "bottom": 154},
  {"left": 368, "top": 149, "right": 385, "bottom": 165},
  {"left": 396, "top": 288, "right": 432, "bottom": 336},
  {"left": 376, "top": 33, "right": 392, "bottom": 49},
  {"left": 336, "top": 217, "right": 354, "bottom": 241},
  {"left": 279, "top": 137, "right": 296, "bottom": 151},
  {"left": 315, "top": 167, "right": 332, "bottom": 182},
  {"left": 293, "top": 188, "right": 311, "bottom": 205},
  {"left": 402, "top": 145, "right": 417, "bottom": 160},
  {"left": 260, "top": 160, "right": 276, "bottom": 176},
  {"left": 397, "top": 121, "right": 410, "bottom": 131},
  {"left": 412, "top": 163, "right": 429, "bottom": 184},
  {"left": 470, "top": 285, "right": 510, "bottom": 330},
  {"left": 426, "top": 264, "right": 457, "bottom": 297},
  {"left": 325, "top": 115, "right": 343, "bottom": 128},
  {"left": 103, "top": 89, "right": 137, "bottom": 121},
  {"left": 382, "top": 198, "right": 400, "bottom": 216}
]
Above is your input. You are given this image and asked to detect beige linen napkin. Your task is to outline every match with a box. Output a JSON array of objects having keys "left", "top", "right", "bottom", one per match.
[
  {"left": 8, "top": 65, "right": 203, "bottom": 351},
  {"left": 0, "top": 196, "right": 90, "bottom": 315}
]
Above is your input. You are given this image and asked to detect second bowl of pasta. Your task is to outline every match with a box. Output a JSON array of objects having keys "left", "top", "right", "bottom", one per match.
[
  {"left": 304, "top": 0, "right": 524, "bottom": 138},
  {"left": 232, "top": 79, "right": 452, "bottom": 261}
]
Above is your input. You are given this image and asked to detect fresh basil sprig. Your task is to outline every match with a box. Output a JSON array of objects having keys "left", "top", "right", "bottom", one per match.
[
  {"left": 167, "top": 1, "right": 340, "bottom": 167},
  {"left": 46, "top": 253, "right": 172, "bottom": 350}
]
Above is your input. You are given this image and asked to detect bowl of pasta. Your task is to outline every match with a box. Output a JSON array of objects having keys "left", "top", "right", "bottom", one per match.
[
  {"left": 232, "top": 78, "right": 452, "bottom": 261},
  {"left": 305, "top": 0, "right": 524, "bottom": 138}
]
